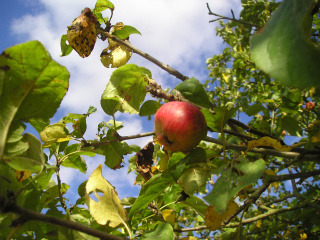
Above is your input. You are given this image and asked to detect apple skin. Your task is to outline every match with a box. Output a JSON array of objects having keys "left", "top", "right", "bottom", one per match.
[
  {"left": 305, "top": 101, "right": 315, "bottom": 111},
  {"left": 154, "top": 101, "right": 207, "bottom": 152}
]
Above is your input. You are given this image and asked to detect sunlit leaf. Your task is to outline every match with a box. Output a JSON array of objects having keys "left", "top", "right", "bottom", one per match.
[
  {"left": 202, "top": 107, "right": 238, "bottom": 132},
  {"left": 60, "top": 34, "right": 73, "bottom": 57},
  {"left": 246, "top": 136, "right": 292, "bottom": 152},
  {"left": 3, "top": 133, "right": 45, "bottom": 173},
  {"left": 178, "top": 167, "right": 207, "bottom": 195},
  {"left": 94, "top": 0, "right": 114, "bottom": 12},
  {"left": 174, "top": 77, "right": 213, "bottom": 108},
  {"left": 139, "top": 100, "right": 161, "bottom": 117},
  {"left": 204, "top": 159, "right": 265, "bottom": 214},
  {"left": 162, "top": 209, "right": 175, "bottom": 224},
  {"left": 40, "top": 123, "right": 70, "bottom": 144},
  {"left": 141, "top": 222, "right": 174, "bottom": 240},
  {"left": 128, "top": 174, "right": 174, "bottom": 220},
  {"left": 85, "top": 165, "right": 127, "bottom": 227},
  {"left": 100, "top": 43, "right": 132, "bottom": 68},
  {"left": 205, "top": 200, "right": 238, "bottom": 231},
  {"left": 0, "top": 40, "right": 69, "bottom": 158},
  {"left": 113, "top": 25, "right": 141, "bottom": 39},
  {"left": 101, "top": 64, "right": 151, "bottom": 115}
]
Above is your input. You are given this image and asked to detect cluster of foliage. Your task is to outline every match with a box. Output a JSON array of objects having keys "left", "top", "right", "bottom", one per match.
[{"left": 1, "top": 0, "right": 320, "bottom": 239}]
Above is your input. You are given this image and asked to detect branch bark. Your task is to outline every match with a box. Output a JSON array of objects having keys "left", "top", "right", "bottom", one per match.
[
  {"left": 0, "top": 194, "right": 127, "bottom": 240},
  {"left": 97, "top": 29, "right": 189, "bottom": 81}
]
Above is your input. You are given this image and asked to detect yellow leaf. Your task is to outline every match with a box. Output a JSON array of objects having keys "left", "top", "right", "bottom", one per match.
[
  {"left": 100, "top": 43, "right": 132, "bottom": 68},
  {"left": 85, "top": 165, "right": 127, "bottom": 227},
  {"left": 15, "top": 170, "right": 32, "bottom": 182},
  {"left": 299, "top": 233, "right": 307, "bottom": 240},
  {"left": 246, "top": 136, "right": 292, "bottom": 152},
  {"left": 161, "top": 209, "right": 175, "bottom": 224},
  {"left": 57, "top": 137, "right": 72, "bottom": 142},
  {"left": 67, "top": 8, "right": 97, "bottom": 58},
  {"left": 205, "top": 200, "right": 238, "bottom": 231},
  {"left": 181, "top": 237, "right": 198, "bottom": 240},
  {"left": 264, "top": 169, "right": 276, "bottom": 176},
  {"left": 311, "top": 132, "right": 320, "bottom": 143},
  {"left": 256, "top": 220, "right": 262, "bottom": 228}
]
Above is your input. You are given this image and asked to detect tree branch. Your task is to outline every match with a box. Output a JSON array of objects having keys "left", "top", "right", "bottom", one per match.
[
  {"left": 206, "top": 3, "right": 260, "bottom": 28},
  {"left": 97, "top": 29, "right": 189, "bottom": 81},
  {"left": 204, "top": 136, "right": 320, "bottom": 162},
  {"left": 226, "top": 204, "right": 307, "bottom": 228},
  {"left": 86, "top": 132, "right": 155, "bottom": 148},
  {"left": 0, "top": 194, "right": 127, "bottom": 240}
]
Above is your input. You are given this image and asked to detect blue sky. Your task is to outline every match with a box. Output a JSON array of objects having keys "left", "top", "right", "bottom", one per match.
[{"left": 1, "top": 0, "right": 242, "bottom": 201}]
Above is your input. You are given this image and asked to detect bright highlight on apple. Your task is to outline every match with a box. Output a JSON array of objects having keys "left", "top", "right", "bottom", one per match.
[{"left": 154, "top": 101, "right": 207, "bottom": 153}]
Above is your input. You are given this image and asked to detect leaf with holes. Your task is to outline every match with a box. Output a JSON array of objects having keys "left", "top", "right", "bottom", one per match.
[{"left": 85, "top": 165, "right": 127, "bottom": 227}]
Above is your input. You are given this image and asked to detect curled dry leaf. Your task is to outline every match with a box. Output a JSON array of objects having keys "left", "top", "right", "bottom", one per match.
[
  {"left": 246, "top": 136, "right": 292, "bottom": 152},
  {"left": 67, "top": 8, "right": 97, "bottom": 58},
  {"left": 135, "top": 142, "right": 154, "bottom": 182},
  {"left": 85, "top": 165, "right": 127, "bottom": 227}
]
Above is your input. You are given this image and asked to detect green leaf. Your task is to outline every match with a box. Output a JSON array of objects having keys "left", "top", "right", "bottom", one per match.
[
  {"left": 178, "top": 167, "right": 208, "bottom": 195},
  {"left": 94, "top": 0, "right": 114, "bottom": 12},
  {"left": 60, "top": 34, "right": 73, "bottom": 57},
  {"left": 41, "top": 183, "right": 69, "bottom": 206},
  {"left": 173, "top": 77, "right": 212, "bottom": 108},
  {"left": 3, "top": 133, "right": 45, "bottom": 172},
  {"left": 204, "top": 159, "right": 266, "bottom": 214},
  {"left": 139, "top": 100, "right": 161, "bottom": 116},
  {"left": 101, "top": 64, "right": 151, "bottom": 115},
  {"left": 250, "top": 0, "right": 320, "bottom": 88},
  {"left": 103, "top": 141, "right": 131, "bottom": 169},
  {"left": 128, "top": 174, "right": 174, "bottom": 220},
  {"left": 113, "top": 25, "right": 141, "bottom": 39},
  {"left": 0, "top": 162, "right": 24, "bottom": 203},
  {"left": 39, "top": 123, "right": 69, "bottom": 143},
  {"left": 63, "top": 113, "right": 88, "bottom": 138},
  {"left": 28, "top": 118, "right": 50, "bottom": 133},
  {"left": 0, "top": 40, "right": 69, "bottom": 158},
  {"left": 279, "top": 115, "right": 301, "bottom": 137},
  {"left": 202, "top": 107, "right": 238, "bottom": 132},
  {"left": 244, "top": 104, "right": 264, "bottom": 116},
  {"left": 181, "top": 195, "right": 208, "bottom": 218},
  {"left": 141, "top": 222, "right": 174, "bottom": 240}
]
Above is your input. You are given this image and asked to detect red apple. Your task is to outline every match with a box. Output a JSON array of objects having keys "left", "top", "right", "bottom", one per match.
[
  {"left": 305, "top": 102, "right": 315, "bottom": 111},
  {"left": 154, "top": 101, "right": 207, "bottom": 152}
]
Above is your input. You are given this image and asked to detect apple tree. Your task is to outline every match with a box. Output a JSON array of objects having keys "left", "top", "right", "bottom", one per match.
[{"left": 1, "top": 0, "right": 320, "bottom": 239}]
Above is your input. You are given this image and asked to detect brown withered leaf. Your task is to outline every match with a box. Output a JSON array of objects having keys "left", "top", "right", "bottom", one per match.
[
  {"left": 135, "top": 142, "right": 154, "bottom": 182},
  {"left": 67, "top": 8, "right": 97, "bottom": 58}
]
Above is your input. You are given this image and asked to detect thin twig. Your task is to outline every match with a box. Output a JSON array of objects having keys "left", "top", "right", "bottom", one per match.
[
  {"left": 88, "top": 132, "right": 155, "bottom": 148},
  {"left": 54, "top": 153, "right": 69, "bottom": 214},
  {"left": 206, "top": 3, "right": 260, "bottom": 28},
  {"left": 97, "top": 29, "right": 189, "bottom": 81},
  {"left": 204, "top": 136, "right": 320, "bottom": 162}
]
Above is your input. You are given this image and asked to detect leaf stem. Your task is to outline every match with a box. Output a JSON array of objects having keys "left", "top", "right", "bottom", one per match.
[{"left": 97, "top": 29, "right": 189, "bottom": 81}]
